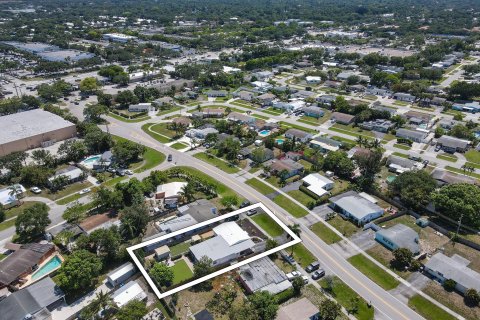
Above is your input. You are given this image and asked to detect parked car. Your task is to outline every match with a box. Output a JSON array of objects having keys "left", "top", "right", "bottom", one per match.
[
  {"left": 301, "top": 275, "right": 309, "bottom": 284},
  {"left": 79, "top": 188, "right": 91, "bottom": 195},
  {"left": 423, "top": 160, "right": 429, "bottom": 167},
  {"left": 305, "top": 261, "right": 320, "bottom": 273},
  {"left": 281, "top": 252, "right": 295, "bottom": 264},
  {"left": 125, "top": 170, "right": 133, "bottom": 175},
  {"left": 246, "top": 208, "right": 257, "bottom": 216},
  {"left": 311, "top": 269, "right": 325, "bottom": 280},
  {"left": 30, "top": 187, "right": 42, "bottom": 194},
  {"left": 167, "top": 154, "right": 173, "bottom": 161},
  {"left": 107, "top": 167, "right": 116, "bottom": 173},
  {"left": 434, "top": 145, "right": 441, "bottom": 152},
  {"left": 117, "top": 169, "right": 126, "bottom": 176},
  {"left": 239, "top": 200, "right": 251, "bottom": 208},
  {"left": 286, "top": 271, "right": 301, "bottom": 281}
]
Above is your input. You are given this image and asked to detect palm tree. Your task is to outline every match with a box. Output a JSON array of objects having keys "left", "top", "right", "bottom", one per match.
[
  {"left": 370, "top": 139, "right": 381, "bottom": 149},
  {"left": 95, "top": 291, "right": 114, "bottom": 313},
  {"left": 179, "top": 182, "right": 196, "bottom": 203},
  {"left": 289, "top": 223, "right": 302, "bottom": 255},
  {"left": 356, "top": 136, "right": 365, "bottom": 148},
  {"left": 8, "top": 185, "right": 23, "bottom": 205}
]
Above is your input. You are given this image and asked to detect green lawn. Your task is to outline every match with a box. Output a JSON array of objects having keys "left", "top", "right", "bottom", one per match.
[
  {"left": 298, "top": 112, "right": 331, "bottom": 126},
  {"left": 290, "top": 243, "right": 316, "bottom": 268},
  {"left": 445, "top": 166, "right": 480, "bottom": 179},
  {"left": 170, "top": 242, "right": 191, "bottom": 257},
  {"left": 102, "top": 176, "right": 127, "bottom": 188},
  {"left": 465, "top": 150, "right": 480, "bottom": 164},
  {"left": 273, "top": 195, "right": 309, "bottom": 218},
  {"left": 319, "top": 276, "right": 374, "bottom": 320},
  {"left": 193, "top": 153, "right": 240, "bottom": 174},
  {"left": 171, "top": 260, "right": 194, "bottom": 285},
  {"left": 136, "top": 146, "right": 166, "bottom": 172},
  {"left": 149, "top": 123, "right": 179, "bottom": 139},
  {"left": 109, "top": 112, "right": 150, "bottom": 123},
  {"left": 43, "top": 181, "right": 93, "bottom": 201},
  {"left": 436, "top": 153, "right": 457, "bottom": 162},
  {"left": 157, "top": 106, "right": 182, "bottom": 116},
  {"left": 56, "top": 193, "right": 84, "bottom": 205},
  {"left": 348, "top": 254, "right": 400, "bottom": 290},
  {"left": 327, "top": 215, "right": 360, "bottom": 237},
  {"left": 251, "top": 113, "right": 269, "bottom": 120},
  {"left": 408, "top": 295, "right": 457, "bottom": 320},
  {"left": 142, "top": 123, "right": 171, "bottom": 143},
  {"left": 3, "top": 201, "right": 44, "bottom": 220},
  {"left": 279, "top": 121, "right": 317, "bottom": 134},
  {"left": 245, "top": 178, "right": 275, "bottom": 195},
  {"left": 286, "top": 190, "right": 316, "bottom": 207},
  {"left": 393, "top": 143, "right": 411, "bottom": 150},
  {"left": 170, "top": 142, "right": 189, "bottom": 150},
  {"left": 230, "top": 100, "right": 257, "bottom": 110},
  {"left": 251, "top": 213, "right": 285, "bottom": 237},
  {"left": 332, "top": 136, "right": 357, "bottom": 146},
  {"left": 392, "top": 152, "right": 409, "bottom": 159},
  {"left": 310, "top": 222, "right": 342, "bottom": 244},
  {"left": 393, "top": 100, "right": 409, "bottom": 106},
  {"left": 0, "top": 253, "right": 7, "bottom": 261},
  {"left": 0, "top": 218, "right": 17, "bottom": 232},
  {"left": 263, "top": 108, "right": 283, "bottom": 115},
  {"left": 331, "top": 124, "right": 375, "bottom": 139}
]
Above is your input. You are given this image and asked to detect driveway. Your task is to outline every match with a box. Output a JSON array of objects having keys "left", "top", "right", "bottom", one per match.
[{"left": 389, "top": 272, "right": 431, "bottom": 304}]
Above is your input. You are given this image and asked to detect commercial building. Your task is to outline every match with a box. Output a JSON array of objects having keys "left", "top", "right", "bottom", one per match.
[
  {"left": 0, "top": 109, "right": 76, "bottom": 156},
  {"left": 330, "top": 191, "right": 384, "bottom": 225},
  {"left": 238, "top": 257, "right": 292, "bottom": 295},
  {"left": 107, "top": 262, "right": 136, "bottom": 287},
  {"left": 189, "top": 222, "right": 255, "bottom": 266},
  {"left": 424, "top": 253, "right": 480, "bottom": 294},
  {"left": 112, "top": 280, "right": 147, "bottom": 308},
  {"left": 375, "top": 224, "right": 420, "bottom": 254},
  {"left": 0, "top": 277, "right": 65, "bottom": 320},
  {"left": 103, "top": 33, "right": 137, "bottom": 43}
]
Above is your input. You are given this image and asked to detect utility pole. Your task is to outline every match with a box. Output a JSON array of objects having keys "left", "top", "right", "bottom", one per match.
[{"left": 453, "top": 213, "right": 464, "bottom": 246}]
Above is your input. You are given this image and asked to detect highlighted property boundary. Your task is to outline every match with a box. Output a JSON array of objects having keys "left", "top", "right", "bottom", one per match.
[{"left": 127, "top": 203, "right": 301, "bottom": 299}]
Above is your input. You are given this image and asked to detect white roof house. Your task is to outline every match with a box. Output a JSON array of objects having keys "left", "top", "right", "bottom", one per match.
[
  {"left": 156, "top": 182, "right": 188, "bottom": 199},
  {"left": 213, "top": 222, "right": 250, "bottom": 246},
  {"left": 301, "top": 173, "right": 334, "bottom": 197},
  {"left": 112, "top": 280, "right": 147, "bottom": 308},
  {"left": 0, "top": 184, "right": 26, "bottom": 208},
  {"left": 107, "top": 262, "right": 136, "bottom": 287}
]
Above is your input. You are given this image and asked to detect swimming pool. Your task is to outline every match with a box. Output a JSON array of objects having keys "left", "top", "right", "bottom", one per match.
[
  {"left": 83, "top": 155, "right": 101, "bottom": 163},
  {"left": 31, "top": 256, "right": 62, "bottom": 281},
  {"left": 259, "top": 129, "right": 271, "bottom": 136},
  {"left": 276, "top": 139, "right": 284, "bottom": 145}
]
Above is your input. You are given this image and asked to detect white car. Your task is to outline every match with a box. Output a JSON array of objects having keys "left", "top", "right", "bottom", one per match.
[
  {"left": 79, "top": 188, "right": 91, "bottom": 195},
  {"left": 125, "top": 170, "right": 133, "bottom": 175},
  {"left": 286, "top": 271, "right": 301, "bottom": 281},
  {"left": 30, "top": 187, "right": 42, "bottom": 194}
]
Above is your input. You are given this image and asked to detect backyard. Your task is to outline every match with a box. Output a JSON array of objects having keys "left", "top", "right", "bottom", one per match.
[{"left": 171, "top": 260, "right": 194, "bottom": 285}]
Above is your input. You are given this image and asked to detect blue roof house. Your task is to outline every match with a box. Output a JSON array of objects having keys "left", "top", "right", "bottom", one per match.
[{"left": 375, "top": 224, "right": 420, "bottom": 254}]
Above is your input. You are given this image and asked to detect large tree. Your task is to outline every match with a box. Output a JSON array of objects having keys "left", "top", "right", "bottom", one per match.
[
  {"left": 58, "top": 140, "right": 88, "bottom": 162},
  {"left": 319, "top": 299, "right": 342, "bottom": 320},
  {"left": 389, "top": 170, "right": 437, "bottom": 208},
  {"left": 119, "top": 203, "right": 149, "bottom": 239},
  {"left": 116, "top": 300, "right": 148, "bottom": 320},
  {"left": 248, "top": 291, "right": 279, "bottom": 320},
  {"left": 323, "top": 150, "right": 354, "bottom": 179},
  {"left": 80, "top": 77, "right": 100, "bottom": 93},
  {"left": 15, "top": 203, "right": 51, "bottom": 242},
  {"left": 57, "top": 250, "right": 102, "bottom": 292},
  {"left": 112, "top": 140, "right": 146, "bottom": 166},
  {"left": 62, "top": 201, "right": 86, "bottom": 224},
  {"left": 150, "top": 262, "right": 174, "bottom": 287},
  {"left": 432, "top": 183, "right": 480, "bottom": 228}
]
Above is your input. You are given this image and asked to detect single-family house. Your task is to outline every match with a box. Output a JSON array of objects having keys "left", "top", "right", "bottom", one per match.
[
  {"left": 185, "top": 127, "right": 219, "bottom": 140},
  {"left": 269, "top": 159, "right": 304, "bottom": 178},
  {"left": 112, "top": 280, "right": 147, "bottom": 308},
  {"left": 237, "top": 91, "right": 255, "bottom": 102},
  {"left": 359, "top": 119, "right": 394, "bottom": 133},
  {"left": 305, "top": 76, "right": 322, "bottom": 84},
  {"left": 238, "top": 148, "right": 252, "bottom": 160},
  {"left": 438, "top": 119, "right": 461, "bottom": 130},
  {"left": 452, "top": 101, "right": 480, "bottom": 114},
  {"left": 285, "top": 128, "right": 313, "bottom": 143},
  {"left": 252, "top": 71, "right": 274, "bottom": 81},
  {"left": 272, "top": 100, "right": 305, "bottom": 112},
  {"left": 309, "top": 136, "right": 342, "bottom": 153},
  {"left": 172, "top": 116, "right": 192, "bottom": 127},
  {"left": 302, "top": 173, "right": 334, "bottom": 198},
  {"left": 107, "top": 262, "right": 136, "bottom": 287},
  {"left": 424, "top": 253, "right": 480, "bottom": 294},
  {"left": 227, "top": 112, "right": 256, "bottom": 125},
  {"left": 316, "top": 95, "right": 336, "bottom": 105},
  {"left": 276, "top": 298, "right": 320, "bottom": 320},
  {"left": 156, "top": 182, "right": 188, "bottom": 201},
  {"left": 153, "top": 97, "right": 175, "bottom": 107},
  {"left": 331, "top": 112, "right": 355, "bottom": 125},
  {"left": 250, "top": 147, "right": 274, "bottom": 163},
  {"left": 251, "top": 81, "right": 273, "bottom": 91},
  {"left": 386, "top": 155, "right": 417, "bottom": 173},
  {"left": 0, "top": 277, "right": 65, "bottom": 320},
  {"left": 189, "top": 222, "right": 255, "bottom": 266},
  {"left": 404, "top": 110, "right": 433, "bottom": 125},
  {"left": 194, "top": 108, "right": 225, "bottom": 118},
  {"left": 205, "top": 90, "right": 228, "bottom": 98},
  {"left": 395, "top": 128, "right": 427, "bottom": 143},
  {"left": 0, "top": 184, "right": 26, "bottom": 209},
  {"left": 0, "top": 243, "right": 55, "bottom": 288},
  {"left": 256, "top": 93, "right": 276, "bottom": 106},
  {"left": 330, "top": 191, "right": 384, "bottom": 225},
  {"left": 292, "top": 90, "right": 316, "bottom": 100},
  {"left": 48, "top": 166, "right": 85, "bottom": 186},
  {"left": 431, "top": 169, "right": 477, "bottom": 186},
  {"left": 238, "top": 257, "right": 292, "bottom": 295},
  {"left": 436, "top": 135, "right": 470, "bottom": 153},
  {"left": 294, "top": 61, "right": 313, "bottom": 68},
  {"left": 366, "top": 87, "right": 391, "bottom": 97},
  {"left": 375, "top": 224, "right": 420, "bottom": 254},
  {"left": 324, "top": 80, "right": 342, "bottom": 89},
  {"left": 302, "top": 106, "right": 325, "bottom": 118},
  {"left": 393, "top": 92, "right": 415, "bottom": 103},
  {"left": 128, "top": 102, "right": 155, "bottom": 113}
]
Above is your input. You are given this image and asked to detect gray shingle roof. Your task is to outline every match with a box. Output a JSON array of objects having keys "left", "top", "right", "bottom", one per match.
[
  {"left": 238, "top": 257, "right": 292, "bottom": 294},
  {"left": 333, "top": 195, "right": 383, "bottom": 220},
  {"left": 376, "top": 224, "right": 420, "bottom": 253},
  {"left": 190, "top": 235, "right": 255, "bottom": 263}
]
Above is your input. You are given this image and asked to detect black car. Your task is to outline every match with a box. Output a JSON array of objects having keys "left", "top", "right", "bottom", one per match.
[
  {"left": 311, "top": 269, "right": 325, "bottom": 280},
  {"left": 167, "top": 154, "right": 173, "bottom": 161},
  {"left": 305, "top": 261, "right": 320, "bottom": 273},
  {"left": 240, "top": 200, "right": 251, "bottom": 208}
]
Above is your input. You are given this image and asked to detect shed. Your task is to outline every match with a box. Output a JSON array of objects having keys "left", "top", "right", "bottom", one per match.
[{"left": 107, "top": 262, "right": 136, "bottom": 287}]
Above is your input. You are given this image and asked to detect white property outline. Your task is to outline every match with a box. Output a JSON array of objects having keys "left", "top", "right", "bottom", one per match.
[{"left": 127, "top": 202, "right": 302, "bottom": 299}]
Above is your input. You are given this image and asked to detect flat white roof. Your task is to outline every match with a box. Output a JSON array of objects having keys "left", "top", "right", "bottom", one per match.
[
  {"left": 213, "top": 221, "right": 250, "bottom": 246},
  {"left": 302, "top": 173, "right": 333, "bottom": 189},
  {"left": 108, "top": 262, "right": 135, "bottom": 282},
  {"left": 156, "top": 182, "right": 187, "bottom": 198},
  {"left": 0, "top": 184, "right": 25, "bottom": 206},
  {"left": 112, "top": 281, "right": 146, "bottom": 308},
  {"left": 306, "top": 184, "right": 329, "bottom": 197},
  {"left": 0, "top": 109, "right": 75, "bottom": 145}
]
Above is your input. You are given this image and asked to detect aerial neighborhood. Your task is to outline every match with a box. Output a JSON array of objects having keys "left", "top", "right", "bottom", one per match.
[{"left": 0, "top": 1, "right": 480, "bottom": 320}]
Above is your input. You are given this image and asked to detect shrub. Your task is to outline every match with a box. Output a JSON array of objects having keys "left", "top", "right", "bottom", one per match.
[
  {"left": 443, "top": 279, "right": 456, "bottom": 292},
  {"left": 464, "top": 288, "right": 480, "bottom": 307}
]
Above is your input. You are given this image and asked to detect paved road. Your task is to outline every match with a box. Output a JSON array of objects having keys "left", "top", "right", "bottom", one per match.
[{"left": 104, "top": 116, "right": 425, "bottom": 320}]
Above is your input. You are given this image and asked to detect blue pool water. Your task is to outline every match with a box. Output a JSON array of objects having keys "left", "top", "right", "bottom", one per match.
[
  {"left": 276, "top": 139, "right": 284, "bottom": 144},
  {"left": 259, "top": 130, "right": 271, "bottom": 135},
  {"left": 82, "top": 155, "right": 101, "bottom": 163},
  {"left": 32, "top": 256, "right": 62, "bottom": 280}
]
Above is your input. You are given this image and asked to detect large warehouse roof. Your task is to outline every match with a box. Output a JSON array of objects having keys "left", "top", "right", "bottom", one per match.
[{"left": 0, "top": 109, "right": 75, "bottom": 145}]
